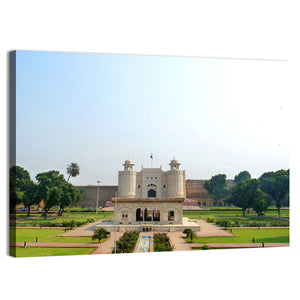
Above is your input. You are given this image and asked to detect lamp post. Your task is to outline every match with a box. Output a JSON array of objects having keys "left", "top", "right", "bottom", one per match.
[
  {"left": 96, "top": 180, "right": 100, "bottom": 214},
  {"left": 114, "top": 190, "right": 117, "bottom": 254}
]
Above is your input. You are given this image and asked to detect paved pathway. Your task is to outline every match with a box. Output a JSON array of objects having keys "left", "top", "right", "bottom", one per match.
[
  {"left": 60, "top": 220, "right": 103, "bottom": 237},
  {"left": 92, "top": 232, "right": 123, "bottom": 254},
  {"left": 191, "top": 219, "right": 235, "bottom": 237}
]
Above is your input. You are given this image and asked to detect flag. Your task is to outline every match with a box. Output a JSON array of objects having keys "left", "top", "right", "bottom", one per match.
[{"left": 150, "top": 153, "right": 153, "bottom": 159}]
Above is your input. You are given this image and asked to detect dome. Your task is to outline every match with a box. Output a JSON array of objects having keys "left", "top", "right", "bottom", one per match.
[
  {"left": 169, "top": 157, "right": 180, "bottom": 165},
  {"left": 123, "top": 158, "right": 134, "bottom": 165}
]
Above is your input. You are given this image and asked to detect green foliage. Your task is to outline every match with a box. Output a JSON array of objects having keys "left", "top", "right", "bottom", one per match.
[
  {"left": 225, "top": 179, "right": 269, "bottom": 216},
  {"left": 114, "top": 231, "right": 139, "bottom": 253},
  {"left": 183, "top": 228, "right": 193, "bottom": 237},
  {"left": 92, "top": 228, "right": 110, "bottom": 243},
  {"left": 204, "top": 174, "right": 230, "bottom": 200},
  {"left": 182, "top": 229, "right": 197, "bottom": 243},
  {"left": 9, "top": 166, "right": 31, "bottom": 213},
  {"left": 35, "top": 170, "right": 83, "bottom": 218},
  {"left": 154, "top": 233, "right": 173, "bottom": 251},
  {"left": 66, "top": 162, "right": 80, "bottom": 182},
  {"left": 22, "top": 181, "right": 40, "bottom": 216},
  {"left": 234, "top": 170, "right": 251, "bottom": 183},
  {"left": 201, "top": 244, "right": 210, "bottom": 250},
  {"left": 205, "top": 217, "right": 215, "bottom": 223},
  {"left": 215, "top": 219, "right": 232, "bottom": 229},
  {"left": 259, "top": 169, "right": 289, "bottom": 215}
]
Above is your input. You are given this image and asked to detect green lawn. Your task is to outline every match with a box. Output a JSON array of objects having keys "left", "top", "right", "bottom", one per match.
[
  {"left": 186, "top": 228, "right": 289, "bottom": 244},
  {"left": 183, "top": 209, "right": 289, "bottom": 219},
  {"left": 11, "top": 211, "right": 114, "bottom": 227},
  {"left": 10, "top": 247, "right": 96, "bottom": 257},
  {"left": 10, "top": 228, "right": 99, "bottom": 244}
]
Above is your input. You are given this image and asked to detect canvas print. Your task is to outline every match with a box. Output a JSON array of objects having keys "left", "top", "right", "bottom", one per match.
[{"left": 9, "top": 51, "right": 289, "bottom": 258}]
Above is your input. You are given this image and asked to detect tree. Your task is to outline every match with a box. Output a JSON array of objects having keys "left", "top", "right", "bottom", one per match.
[
  {"left": 186, "top": 230, "right": 197, "bottom": 243},
  {"left": 9, "top": 166, "right": 31, "bottom": 213},
  {"left": 22, "top": 181, "right": 40, "bottom": 216},
  {"left": 92, "top": 228, "right": 110, "bottom": 243},
  {"left": 204, "top": 174, "right": 230, "bottom": 201},
  {"left": 259, "top": 169, "right": 289, "bottom": 216},
  {"left": 183, "top": 228, "right": 193, "bottom": 238},
  {"left": 252, "top": 193, "right": 270, "bottom": 216},
  {"left": 234, "top": 171, "right": 251, "bottom": 183},
  {"left": 58, "top": 183, "right": 84, "bottom": 216},
  {"left": 225, "top": 179, "right": 269, "bottom": 217},
  {"left": 66, "top": 163, "right": 80, "bottom": 182},
  {"left": 35, "top": 171, "right": 65, "bottom": 218}
]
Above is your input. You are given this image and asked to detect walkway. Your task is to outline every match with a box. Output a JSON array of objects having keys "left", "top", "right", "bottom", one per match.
[
  {"left": 60, "top": 219, "right": 103, "bottom": 237},
  {"left": 92, "top": 232, "right": 123, "bottom": 254}
]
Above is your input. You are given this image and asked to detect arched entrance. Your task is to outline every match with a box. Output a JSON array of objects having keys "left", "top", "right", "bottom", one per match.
[{"left": 148, "top": 189, "right": 156, "bottom": 197}]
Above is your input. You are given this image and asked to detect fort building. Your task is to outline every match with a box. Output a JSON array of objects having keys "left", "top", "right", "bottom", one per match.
[{"left": 96, "top": 158, "right": 200, "bottom": 232}]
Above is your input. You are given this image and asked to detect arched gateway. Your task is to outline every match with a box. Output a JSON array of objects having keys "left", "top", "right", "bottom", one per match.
[{"left": 148, "top": 189, "right": 156, "bottom": 197}]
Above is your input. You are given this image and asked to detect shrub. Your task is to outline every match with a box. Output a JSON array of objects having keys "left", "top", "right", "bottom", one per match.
[
  {"left": 154, "top": 233, "right": 172, "bottom": 252},
  {"left": 206, "top": 217, "right": 215, "bottom": 223},
  {"left": 114, "top": 231, "right": 139, "bottom": 253},
  {"left": 215, "top": 219, "right": 232, "bottom": 229},
  {"left": 201, "top": 244, "right": 210, "bottom": 250}
]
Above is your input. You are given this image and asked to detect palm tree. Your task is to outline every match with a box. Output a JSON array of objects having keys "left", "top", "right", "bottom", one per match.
[{"left": 66, "top": 163, "right": 80, "bottom": 182}]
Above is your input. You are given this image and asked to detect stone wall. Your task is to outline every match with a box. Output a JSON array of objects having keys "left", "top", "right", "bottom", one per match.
[
  {"left": 185, "top": 179, "right": 235, "bottom": 206},
  {"left": 76, "top": 179, "right": 235, "bottom": 208},
  {"left": 76, "top": 185, "right": 117, "bottom": 208}
]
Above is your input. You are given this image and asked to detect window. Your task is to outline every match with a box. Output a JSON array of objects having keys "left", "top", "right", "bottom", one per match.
[
  {"left": 163, "top": 184, "right": 166, "bottom": 188},
  {"left": 137, "top": 185, "right": 140, "bottom": 188}
]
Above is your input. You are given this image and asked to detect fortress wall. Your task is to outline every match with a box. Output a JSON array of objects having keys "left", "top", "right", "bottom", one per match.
[
  {"left": 76, "top": 185, "right": 117, "bottom": 208},
  {"left": 76, "top": 179, "right": 235, "bottom": 208}
]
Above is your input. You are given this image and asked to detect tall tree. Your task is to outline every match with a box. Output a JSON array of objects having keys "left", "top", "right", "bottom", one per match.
[
  {"left": 22, "top": 181, "right": 40, "bottom": 216},
  {"left": 204, "top": 174, "right": 230, "bottom": 201},
  {"left": 9, "top": 166, "right": 31, "bottom": 213},
  {"left": 66, "top": 163, "right": 80, "bottom": 182},
  {"left": 35, "top": 171, "right": 65, "bottom": 218},
  {"left": 234, "top": 170, "right": 251, "bottom": 183},
  {"left": 58, "top": 183, "right": 84, "bottom": 215},
  {"left": 225, "top": 179, "right": 269, "bottom": 216},
  {"left": 259, "top": 169, "right": 289, "bottom": 216}
]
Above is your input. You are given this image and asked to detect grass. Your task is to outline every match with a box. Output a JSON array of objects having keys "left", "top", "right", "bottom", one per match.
[
  {"left": 11, "top": 247, "right": 97, "bottom": 257},
  {"left": 183, "top": 209, "right": 289, "bottom": 219},
  {"left": 11, "top": 211, "right": 114, "bottom": 227},
  {"left": 10, "top": 228, "right": 99, "bottom": 244},
  {"left": 185, "top": 228, "right": 289, "bottom": 244}
]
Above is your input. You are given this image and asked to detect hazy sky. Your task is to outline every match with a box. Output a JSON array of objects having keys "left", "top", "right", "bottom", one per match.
[{"left": 15, "top": 51, "right": 289, "bottom": 185}]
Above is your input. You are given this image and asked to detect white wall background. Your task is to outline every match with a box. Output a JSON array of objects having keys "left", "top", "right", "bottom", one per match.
[{"left": 1, "top": 1, "right": 299, "bottom": 300}]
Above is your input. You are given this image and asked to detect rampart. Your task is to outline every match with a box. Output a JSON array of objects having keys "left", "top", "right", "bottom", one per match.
[{"left": 76, "top": 179, "right": 235, "bottom": 208}]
